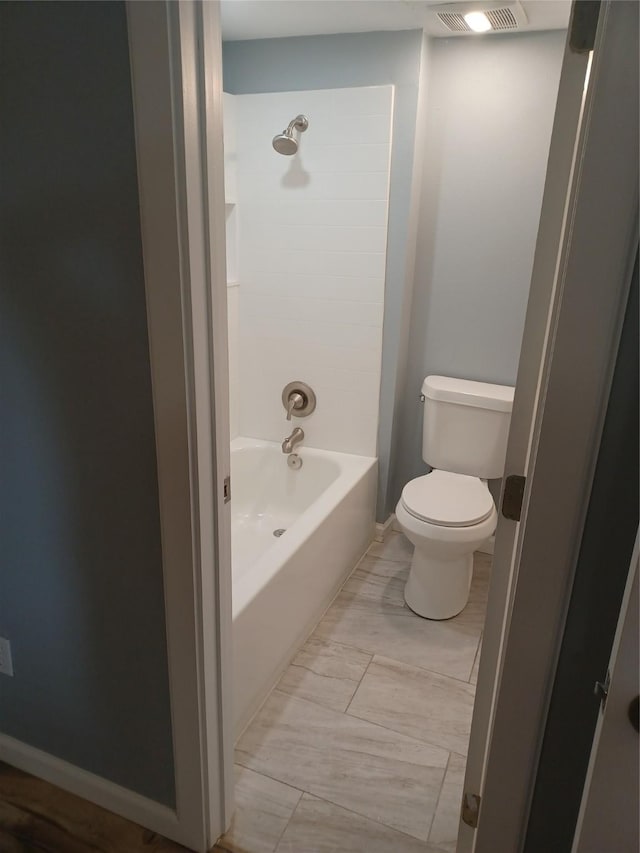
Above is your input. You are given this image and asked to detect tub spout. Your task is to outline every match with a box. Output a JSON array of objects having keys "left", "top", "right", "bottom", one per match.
[{"left": 282, "top": 427, "right": 304, "bottom": 454}]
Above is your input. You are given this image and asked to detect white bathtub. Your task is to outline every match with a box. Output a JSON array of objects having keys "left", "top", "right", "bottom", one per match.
[{"left": 231, "top": 436, "right": 377, "bottom": 736}]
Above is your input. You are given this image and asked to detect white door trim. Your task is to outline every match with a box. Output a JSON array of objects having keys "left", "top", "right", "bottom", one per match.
[
  {"left": 462, "top": 3, "right": 639, "bottom": 851},
  {"left": 191, "top": 0, "right": 236, "bottom": 834},
  {"left": 459, "top": 21, "right": 591, "bottom": 853},
  {"left": 0, "top": 5, "right": 232, "bottom": 850},
  {"left": 126, "top": 1, "right": 232, "bottom": 850}
]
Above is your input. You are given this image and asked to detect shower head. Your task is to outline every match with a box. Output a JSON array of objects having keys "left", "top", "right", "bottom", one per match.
[
  {"left": 272, "top": 114, "right": 309, "bottom": 156},
  {"left": 272, "top": 133, "right": 298, "bottom": 156}
]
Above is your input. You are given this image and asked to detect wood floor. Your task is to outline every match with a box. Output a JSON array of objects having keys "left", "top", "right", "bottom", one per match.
[{"left": 0, "top": 761, "right": 229, "bottom": 853}]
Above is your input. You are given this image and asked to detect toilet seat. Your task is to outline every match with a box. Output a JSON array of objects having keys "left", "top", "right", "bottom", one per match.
[{"left": 400, "top": 470, "right": 494, "bottom": 528}]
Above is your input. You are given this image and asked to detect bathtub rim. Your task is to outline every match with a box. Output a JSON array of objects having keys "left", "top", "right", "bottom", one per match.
[{"left": 230, "top": 436, "right": 376, "bottom": 618}]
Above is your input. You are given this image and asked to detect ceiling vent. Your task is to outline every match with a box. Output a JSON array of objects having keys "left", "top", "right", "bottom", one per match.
[{"left": 432, "top": 1, "right": 527, "bottom": 35}]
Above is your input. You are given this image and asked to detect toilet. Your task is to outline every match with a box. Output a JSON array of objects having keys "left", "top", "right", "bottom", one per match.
[{"left": 396, "top": 375, "right": 514, "bottom": 620}]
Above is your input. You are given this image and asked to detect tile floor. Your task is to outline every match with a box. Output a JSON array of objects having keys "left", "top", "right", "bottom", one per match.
[{"left": 221, "top": 532, "right": 490, "bottom": 853}]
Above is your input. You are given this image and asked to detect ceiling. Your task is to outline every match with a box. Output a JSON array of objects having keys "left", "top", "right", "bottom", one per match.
[{"left": 220, "top": 0, "right": 571, "bottom": 42}]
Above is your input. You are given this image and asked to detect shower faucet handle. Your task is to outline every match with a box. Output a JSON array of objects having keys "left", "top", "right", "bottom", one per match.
[
  {"left": 282, "top": 381, "right": 317, "bottom": 420},
  {"left": 286, "top": 392, "right": 305, "bottom": 421}
]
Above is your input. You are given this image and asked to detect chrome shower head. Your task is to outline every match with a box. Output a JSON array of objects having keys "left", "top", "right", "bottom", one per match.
[
  {"left": 272, "top": 133, "right": 298, "bottom": 156},
  {"left": 272, "top": 114, "right": 309, "bottom": 156}
]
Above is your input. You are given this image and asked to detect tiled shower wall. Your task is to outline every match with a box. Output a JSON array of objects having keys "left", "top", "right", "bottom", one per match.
[
  {"left": 228, "top": 86, "right": 393, "bottom": 457},
  {"left": 223, "top": 93, "right": 240, "bottom": 439}
]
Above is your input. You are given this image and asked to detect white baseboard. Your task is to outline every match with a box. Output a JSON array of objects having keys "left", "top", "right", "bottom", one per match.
[
  {"left": 477, "top": 535, "right": 495, "bottom": 556},
  {"left": 0, "top": 733, "right": 185, "bottom": 846},
  {"left": 374, "top": 513, "right": 396, "bottom": 542}
]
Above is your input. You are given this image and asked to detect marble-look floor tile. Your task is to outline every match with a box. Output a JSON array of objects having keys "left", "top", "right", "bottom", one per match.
[
  {"left": 220, "top": 765, "right": 301, "bottom": 853},
  {"left": 348, "top": 655, "right": 476, "bottom": 755},
  {"left": 473, "top": 551, "right": 492, "bottom": 582},
  {"left": 449, "top": 553, "right": 492, "bottom": 634},
  {"left": 367, "top": 531, "right": 414, "bottom": 563},
  {"left": 277, "top": 638, "right": 372, "bottom": 712},
  {"left": 276, "top": 793, "right": 444, "bottom": 853},
  {"left": 236, "top": 690, "right": 448, "bottom": 841},
  {"left": 428, "top": 752, "right": 467, "bottom": 850},
  {"left": 313, "top": 558, "right": 480, "bottom": 682},
  {"left": 343, "top": 554, "right": 409, "bottom": 602},
  {"left": 349, "top": 552, "right": 490, "bottom": 633},
  {"left": 342, "top": 557, "right": 409, "bottom": 605}
]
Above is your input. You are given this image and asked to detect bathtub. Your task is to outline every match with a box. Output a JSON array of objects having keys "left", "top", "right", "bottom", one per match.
[{"left": 231, "top": 436, "right": 377, "bottom": 736}]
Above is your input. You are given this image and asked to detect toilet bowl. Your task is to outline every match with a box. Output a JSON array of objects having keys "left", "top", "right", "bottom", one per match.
[
  {"left": 395, "top": 375, "right": 514, "bottom": 621},
  {"left": 396, "top": 470, "right": 497, "bottom": 619}
]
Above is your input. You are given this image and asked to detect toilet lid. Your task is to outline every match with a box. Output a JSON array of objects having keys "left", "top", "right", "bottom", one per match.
[{"left": 401, "top": 470, "right": 494, "bottom": 528}]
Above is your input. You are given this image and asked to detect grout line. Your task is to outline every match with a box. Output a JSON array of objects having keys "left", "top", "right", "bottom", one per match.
[
  {"left": 311, "top": 636, "right": 378, "bottom": 660},
  {"left": 268, "top": 688, "right": 457, "bottom": 759},
  {"left": 351, "top": 649, "right": 480, "bottom": 691},
  {"left": 344, "top": 655, "right": 375, "bottom": 716},
  {"left": 236, "top": 541, "right": 377, "bottom": 722},
  {"left": 427, "top": 751, "right": 452, "bottom": 843},
  {"left": 337, "top": 580, "right": 485, "bottom": 687},
  {"left": 365, "top": 534, "right": 416, "bottom": 563},
  {"left": 343, "top": 703, "right": 469, "bottom": 760},
  {"left": 275, "top": 791, "right": 438, "bottom": 848},
  {"left": 272, "top": 789, "right": 304, "bottom": 853},
  {"left": 468, "top": 633, "right": 483, "bottom": 684},
  {"left": 362, "top": 551, "right": 414, "bottom": 565},
  {"left": 233, "top": 759, "right": 308, "bottom": 798}
]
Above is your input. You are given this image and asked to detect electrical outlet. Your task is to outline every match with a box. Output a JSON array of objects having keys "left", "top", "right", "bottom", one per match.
[{"left": 0, "top": 637, "right": 14, "bottom": 677}]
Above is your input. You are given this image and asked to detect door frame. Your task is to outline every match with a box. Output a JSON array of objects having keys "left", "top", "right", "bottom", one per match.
[
  {"left": 0, "top": 5, "right": 231, "bottom": 852},
  {"left": 461, "top": 2, "right": 639, "bottom": 851},
  {"left": 128, "top": 1, "right": 233, "bottom": 850},
  {"left": 128, "top": 0, "right": 638, "bottom": 850}
]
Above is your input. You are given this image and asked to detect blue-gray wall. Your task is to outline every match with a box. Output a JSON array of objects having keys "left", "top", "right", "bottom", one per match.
[
  {"left": 223, "top": 30, "right": 565, "bottom": 523},
  {"left": 391, "top": 31, "right": 566, "bottom": 506},
  {"left": 0, "top": 1, "right": 175, "bottom": 806},
  {"left": 223, "top": 30, "right": 425, "bottom": 522}
]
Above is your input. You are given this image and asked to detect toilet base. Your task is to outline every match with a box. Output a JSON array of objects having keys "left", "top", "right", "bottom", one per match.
[{"left": 404, "top": 550, "right": 473, "bottom": 620}]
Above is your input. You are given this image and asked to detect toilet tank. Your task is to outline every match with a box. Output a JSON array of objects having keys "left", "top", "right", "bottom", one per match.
[{"left": 422, "top": 376, "right": 514, "bottom": 479}]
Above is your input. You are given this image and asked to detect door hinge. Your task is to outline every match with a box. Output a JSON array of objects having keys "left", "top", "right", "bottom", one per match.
[
  {"left": 569, "top": 0, "right": 600, "bottom": 54},
  {"left": 502, "top": 474, "right": 526, "bottom": 522},
  {"left": 462, "top": 791, "right": 481, "bottom": 829},
  {"left": 594, "top": 669, "right": 611, "bottom": 712},
  {"left": 223, "top": 475, "right": 231, "bottom": 504}
]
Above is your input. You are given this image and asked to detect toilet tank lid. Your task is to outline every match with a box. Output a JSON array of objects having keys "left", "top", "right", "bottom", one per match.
[{"left": 422, "top": 376, "right": 514, "bottom": 412}]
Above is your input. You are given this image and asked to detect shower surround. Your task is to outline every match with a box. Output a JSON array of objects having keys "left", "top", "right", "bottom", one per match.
[
  {"left": 227, "top": 84, "right": 393, "bottom": 454},
  {"left": 223, "top": 85, "right": 393, "bottom": 733}
]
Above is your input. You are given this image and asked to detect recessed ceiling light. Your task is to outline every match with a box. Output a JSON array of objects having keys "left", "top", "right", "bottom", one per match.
[{"left": 464, "top": 11, "right": 493, "bottom": 32}]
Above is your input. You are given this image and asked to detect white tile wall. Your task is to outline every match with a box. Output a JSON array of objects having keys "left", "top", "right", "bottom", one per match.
[
  {"left": 227, "top": 282, "right": 240, "bottom": 439},
  {"left": 235, "top": 86, "right": 393, "bottom": 457},
  {"left": 224, "top": 93, "right": 239, "bottom": 439},
  {"left": 223, "top": 93, "right": 237, "bottom": 204}
]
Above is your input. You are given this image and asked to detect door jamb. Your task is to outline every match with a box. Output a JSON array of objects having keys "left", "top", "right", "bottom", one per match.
[
  {"left": 467, "top": 3, "right": 639, "bottom": 851},
  {"left": 127, "top": 1, "right": 233, "bottom": 850}
]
